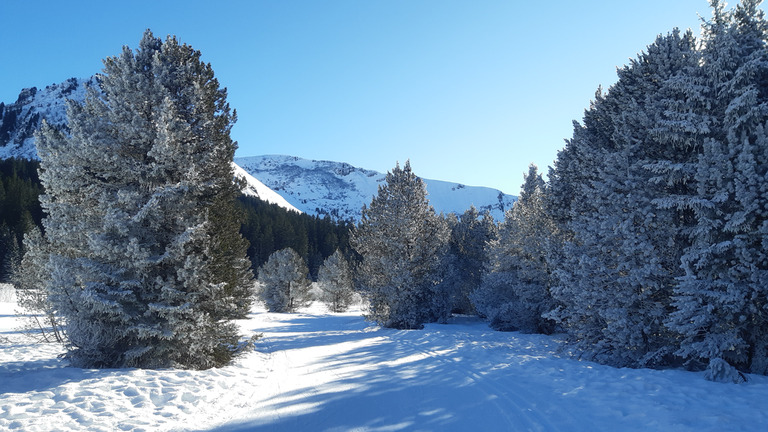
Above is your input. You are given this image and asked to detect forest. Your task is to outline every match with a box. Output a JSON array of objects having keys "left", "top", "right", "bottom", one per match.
[
  {"left": 237, "top": 194, "right": 354, "bottom": 279},
  {"left": 0, "top": 158, "right": 353, "bottom": 283},
  {"left": 337, "top": 0, "right": 768, "bottom": 383},
  {"left": 0, "top": 158, "right": 44, "bottom": 281}
]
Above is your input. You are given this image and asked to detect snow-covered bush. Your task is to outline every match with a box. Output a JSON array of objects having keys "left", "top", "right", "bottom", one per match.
[
  {"left": 0, "top": 283, "right": 15, "bottom": 303},
  {"left": 259, "top": 248, "right": 312, "bottom": 313},
  {"left": 705, "top": 358, "right": 746, "bottom": 384},
  {"left": 317, "top": 250, "right": 355, "bottom": 312}
]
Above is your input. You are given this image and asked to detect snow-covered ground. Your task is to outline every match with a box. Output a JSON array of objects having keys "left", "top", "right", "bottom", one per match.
[{"left": 2, "top": 287, "right": 767, "bottom": 431}]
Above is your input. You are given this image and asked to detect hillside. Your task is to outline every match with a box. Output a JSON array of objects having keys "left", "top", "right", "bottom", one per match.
[
  {"left": 2, "top": 78, "right": 516, "bottom": 222},
  {"left": 0, "top": 77, "right": 96, "bottom": 160},
  {"left": 235, "top": 155, "right": 515, "bottom": 222}
]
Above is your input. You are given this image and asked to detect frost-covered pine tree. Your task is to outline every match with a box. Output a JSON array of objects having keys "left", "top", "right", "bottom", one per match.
[
  {"left": 445, "top": 207, "right": 496, "bottom": 314},
  {"left": 12, "top": 225, "right": 65, "bottom": 343},
  {"left": 667, "top": 0, "right": 768, "bottom": 376},
  {"left": 35, "top": 30, "right": 253, "bottom": 369},
  {"left": 351, "top": 161, "right": 450, "bottom": 329},
  {"left": 258, "top": 248, "right": 312, "bottom": 313},
  {"left": 547, "top": 28, "right": 699, "bottom": 367},
  {"left": 473, "top": 164, "right": 556, "bottom": 333},
  {"left": 317, "top": 249, "right": 355, "bottom": 312}
]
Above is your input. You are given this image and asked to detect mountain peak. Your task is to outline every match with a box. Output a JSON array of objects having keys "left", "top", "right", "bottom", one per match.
[{"left": 0, "top": 77, "right": 97, "bottom": 160}]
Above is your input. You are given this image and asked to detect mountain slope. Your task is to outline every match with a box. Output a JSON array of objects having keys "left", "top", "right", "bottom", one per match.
[
  {"left": 0, "top": 77, "right": 299, "bottom": 213},
  {"left": 232, "top": 162, "right": 301, "bottom": 212},
  {"left": 235, "top": 155, "right": 515, "bottom": 222},
  {"left": 2, "top": 78, "right": 516, "bottom": 221},
  {"left": 0, "top": 77, "right": 96, "bottom": 160}
]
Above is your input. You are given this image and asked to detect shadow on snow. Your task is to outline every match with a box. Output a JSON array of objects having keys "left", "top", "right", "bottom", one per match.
[{"left": 205, "top": 312, "right": 561, "bottom": 432}]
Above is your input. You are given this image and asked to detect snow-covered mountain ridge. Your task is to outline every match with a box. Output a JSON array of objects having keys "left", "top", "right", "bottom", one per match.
[
  {"left": 235, "top": 155, "right": 516, "bottom": 221},
  {"left": 2, "top": 77, "right": 515, "bottom": 221},
  {"left": 0, "top": 78, "right": 297, "bottom": 211},
  {"left": 0, "top": 77, "right": 97, "bottom": 160}
]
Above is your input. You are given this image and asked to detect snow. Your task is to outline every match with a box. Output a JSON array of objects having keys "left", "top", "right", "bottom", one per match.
[
  {"left": 232, "top": 162, "right": 301, "bottom": 213},
  {"left": 234, "top": 155, "right": 516, "bottom": 222},
  {"left": 2, "top": 287, "right": 767, "bottom": 431},
  {"left": 0, "top": 77, "right": 95, "bottom": 161}
]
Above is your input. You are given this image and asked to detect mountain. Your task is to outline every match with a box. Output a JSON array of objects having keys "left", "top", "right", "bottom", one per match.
[
  {"left": 232, "top": 162, "right": 301, "bottom": 212},
  {"left": 0, "top": 77, "right": 97, "bottom": 160},
  {"left": 2, "top": 78, "right": 515, "bottom": 222},
  {"left": 235, "top": 155, "right": 515, "bottom": 222},
  {"left": 0, "top": 77, "right": 297, "bottom": 212}
]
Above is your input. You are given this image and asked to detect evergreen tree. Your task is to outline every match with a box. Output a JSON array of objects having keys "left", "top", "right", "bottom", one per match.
[
  {"left": 517, "top": 164, "right": 546, "bottom": 206},
  {"left": 547, "top": 29, "right": 700, "bottom": 367},
  {"left": 35, "top": 30, "right": 253, "bottom": 369},
  {"left": 445, "top": 207, "right": 496, "bottom": 314},
  {"left": 258, "top": 247, "right": 312, "bottom": 313},
  {"left": 667, "top": 0, "right": 768, "bottom": 375},
  {"left": 12, "top": 225, "right": 65, "bottom": 343},
  {"left": 317, "top": 249, "right": 355, "bottom": 312},
  {"left": 473, "top": 164, "right": 556, "bottom": 333},
  {"left": 350, "top": 161, "right": 450, "bottom": 329}
]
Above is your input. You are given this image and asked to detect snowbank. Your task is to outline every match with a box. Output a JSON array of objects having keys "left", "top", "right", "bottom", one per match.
[{"left": 1, "top": 300, "right": 767, "bottom": 431}]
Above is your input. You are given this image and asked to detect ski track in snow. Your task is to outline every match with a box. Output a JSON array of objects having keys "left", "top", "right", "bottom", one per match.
[
  {"left": 389, "top": 326, "right": 574, "bottom": 432},
  {"left": 2, "top": 294, "right": 768, "bottom": 431}
]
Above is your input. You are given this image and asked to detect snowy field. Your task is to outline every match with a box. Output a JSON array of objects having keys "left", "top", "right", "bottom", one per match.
[{"left": 2, "top": 285, "right": 768, "bottom": 431}]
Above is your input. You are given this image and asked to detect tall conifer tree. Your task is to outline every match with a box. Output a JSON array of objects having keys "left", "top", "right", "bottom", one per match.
[
  {"left": 547, "top": 29, "right": 699, "bottom": 367},
  {"left": 446, "top": 206, "right": 496, "bottom": 314},
  {"left": 35, "top": 30, "right": 252, "bottom": 369},
  {"left": 317, "top": 249, "right": 355, "bottom": 312},
  {"left": 667, "top": 0, "right": 768, "bottom": 375},
  {"left": 351, "top": 161, "right": 450, "bottom": 329},
  {"left": 474, "top": 164, "right": 556, "bottom": 333}
]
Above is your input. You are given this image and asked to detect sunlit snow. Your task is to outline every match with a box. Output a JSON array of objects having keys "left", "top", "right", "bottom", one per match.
[{"left": 1, "top": 284, "right": 766, "bottom": 431}]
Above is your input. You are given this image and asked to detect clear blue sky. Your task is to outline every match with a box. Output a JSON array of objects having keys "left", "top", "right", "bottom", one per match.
[{"left": 0, "top": 0, "right": 742, "bottom": 194}]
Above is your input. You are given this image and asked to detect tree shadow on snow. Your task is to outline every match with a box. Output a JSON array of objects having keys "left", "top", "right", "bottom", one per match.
[
  {"left": 0, "top": 355, "right": 102, "bottom": 395},
  {"left": 203, "top": 313, "right": 558, "bottom": 432}
]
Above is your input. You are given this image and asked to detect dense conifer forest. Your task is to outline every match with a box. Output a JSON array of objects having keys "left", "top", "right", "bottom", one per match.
[
  {"left": 0, "top": 158, "right": 43, "bottom": 280},
  {"left": 0, "top": 157, "right": 352, "bottom": 283},
  {"left": 237, "top": 195, "right": 354, "bottom": 279}
]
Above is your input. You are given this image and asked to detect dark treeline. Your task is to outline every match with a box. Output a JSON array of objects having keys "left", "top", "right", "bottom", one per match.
[
  {"left": 0, "top": 158, "right": 353, "bottom": 283},
  {"left": 238, "top": 195, "right": 353, "bottom": 280},
  {"left": 0, "top": 158, "right": 44, "bottom": 280}
]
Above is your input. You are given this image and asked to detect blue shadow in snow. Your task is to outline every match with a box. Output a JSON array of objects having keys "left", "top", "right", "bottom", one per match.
[{"left": 198, "top": 313, "right": 553, "bottom": 432}]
